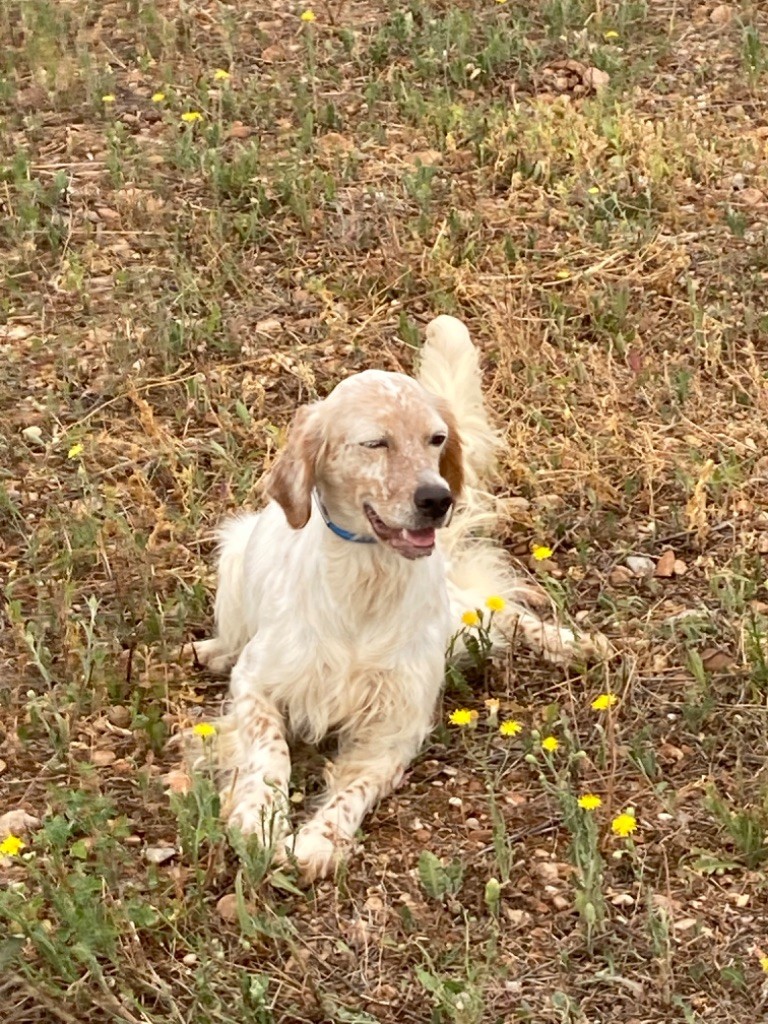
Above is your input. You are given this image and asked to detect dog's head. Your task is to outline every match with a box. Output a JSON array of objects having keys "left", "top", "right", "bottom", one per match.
[{"left": 267, "top": 371, "right": 463, "bottom": 560}]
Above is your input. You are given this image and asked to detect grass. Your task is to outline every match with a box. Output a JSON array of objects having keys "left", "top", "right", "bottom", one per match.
[{"left": 2, "top": 0, "right": 768, "bottom": 1021}]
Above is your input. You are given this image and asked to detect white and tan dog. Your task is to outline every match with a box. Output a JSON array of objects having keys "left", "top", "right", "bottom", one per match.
[{"left": 192, "top": 316, "right": 602, "bottom": 880}]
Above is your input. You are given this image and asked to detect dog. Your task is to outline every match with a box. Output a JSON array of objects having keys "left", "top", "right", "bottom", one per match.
[{"left": 190, "top": 315, "right": 604, "bottom": 881}]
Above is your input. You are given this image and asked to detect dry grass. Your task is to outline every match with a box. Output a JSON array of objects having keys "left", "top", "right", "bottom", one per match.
[{"left": 3, "top": 1, "right": 768, "bottom": 1021}]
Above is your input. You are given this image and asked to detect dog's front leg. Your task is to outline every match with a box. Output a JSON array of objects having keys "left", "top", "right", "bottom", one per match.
[
  {"left": 223, "top": 660, "right": 291, "bottom": 845},
  {"left": 283, "top": 732, "right": 425, "bottom": 883}
]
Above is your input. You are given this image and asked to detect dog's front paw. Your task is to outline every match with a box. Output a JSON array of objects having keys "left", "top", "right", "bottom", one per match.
[
  {"left": 226, "top": 790, "right": 290, "bottom": 846},
  {"left": 280, "top": 826, "right": 350, "bottom": 884},
  {"left": 182, "top": 638, "right": 238, "bottom": 675}
]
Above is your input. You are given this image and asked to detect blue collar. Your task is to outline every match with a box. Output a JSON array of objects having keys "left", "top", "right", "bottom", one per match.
[{"left": 313, "top": 490, "right": 377, "bottom": 544}]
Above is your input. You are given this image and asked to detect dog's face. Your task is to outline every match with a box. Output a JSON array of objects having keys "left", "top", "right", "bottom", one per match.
[{"left": 267, "top": 370, "right": 463, "bottom": 559}]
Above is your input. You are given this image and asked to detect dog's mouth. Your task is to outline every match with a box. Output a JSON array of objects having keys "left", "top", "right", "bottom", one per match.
[{"left": 364, "top": 504, "right": 437, "bottom": 560}]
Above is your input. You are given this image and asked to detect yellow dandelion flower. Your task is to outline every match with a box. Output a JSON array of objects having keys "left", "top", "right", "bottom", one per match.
[
  {"left": 485, "top": 595, "right": 506, "bottom": 612},
  {"left": 151, "top": 91, "right": 166, "bottom": 103},
  {"left": 193, "top": 722, "right": 217, "bottom": 738},
  {"left": 461, "top": 610, "right": 480, "bottom": 628},
  {"left": 499, "top": 720, "right": 523, "bottom": 737},
  {"left": 604, "top": 30, "right": 619, "bottom": 40},
  {"left": 0, "top": 834, "right": 25, "bottom": 857},
  {"left": 532, "top": 545, "right": 553, "bottom": 561},
  {"left": 101, "top": 94, "right": 116, "bottom": 104},
  {"left": 67, "top": 443, "right": 84, "bottom": 459},
  {"left": 578, "top": 793, "right": 603, "bottom": 811},
  {"left": 213, "top": 69, "right": 231, "bottom": 81},
  {"left": 541, "top": 736, "right": 560, "bottom": 752},
  {"left": 587, "top": 185, "right": 600, "bottom": 195},
  {"left": 611, "top": 811, "right": 637, "bottom": 838},
  {"left": 181, "top": 111, "right": 203, "bottom": 123},
  {"left": 760, "top": 956, "right": 768, "bottom": 973},
  {"left": 300, "top": 9, "right": 316, "bottom": 20},
  {"left": 556, "top": 269, "right": 570, "bottom": 279},
  {"left": 449, "top": 708, "right": 474, "bottom": 727},
  {"left": 591, "top": 693, "right": 618, "bottom": 711}
]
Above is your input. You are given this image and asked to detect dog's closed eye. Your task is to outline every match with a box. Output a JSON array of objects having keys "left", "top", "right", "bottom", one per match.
[{"left": 360, "top": 439, "right": 389, "bottom": 450}]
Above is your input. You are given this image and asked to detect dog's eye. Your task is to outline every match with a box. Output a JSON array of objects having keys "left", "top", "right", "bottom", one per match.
[
  {"left": 360, "top": 439, "right": 388, "bottom": 450},
  {"left": 429, "top": 433, "right": 447, "bottom": 447}
]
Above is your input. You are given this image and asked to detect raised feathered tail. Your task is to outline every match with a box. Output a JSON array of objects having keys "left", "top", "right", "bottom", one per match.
[
  {"left": 418, "top": 315, "right": 608, "bottom": 665},
  {"left": 417, "top": 315, "right": 498, "bottom": 490}
]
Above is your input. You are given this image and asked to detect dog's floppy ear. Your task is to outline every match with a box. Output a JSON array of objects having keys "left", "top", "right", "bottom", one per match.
[
  {"left": 434, "top": 399, "right": 464, "bottom": 498},
  {"left": 266, "top": 404, "right": 323, "bottom": 529}
]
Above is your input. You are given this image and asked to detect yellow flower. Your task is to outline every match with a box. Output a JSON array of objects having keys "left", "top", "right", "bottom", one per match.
[
  {"left": 449, "top": 708, "right": 474, "bottom": 727},
  {"left": 300, "top": 9, "right": 316, "bottom": 20},
  {"left": 604, "top": 30, "right": 619, "bottom": 40},
  {"left": 532, "top": 545, "right": 553, "bottom": 561},
  {"left": 67, "top": 443, "right": 84, "bottom": 459},
  {"left": 193, "top": 722, "right": 217, "bottom": 738},
  {"left": 101, "top": 94, "right": 116, "bottom": 104},
  {"left": 591, "top": 693, "right": 618, "bottom": 711},
  {"left": 611, "top": 811, "right": 638, "bottom": 838},
  {"left": 578, "top": 794, "right": 603, "bottom": 811},
  {"left": 541, "top": 736, "right": 560, "bottom": 753},
  {"left": 761, "top": 956, "right": 768, "bottom": 973},
  {"left": 485, "top": 595, "right": 506, "bottom": 612},
  {"left": 213, "top": 69, "right": 231, "bottom": 81},
  {"left": 151, "top": 91, "right": 166, "bottom": 103},
  {"left": 181, "top": 111, "right": 203, "bottom": 123},
  {"left": 499, "top": 720, "right": 522, "bottom": 737},
  {"left": 587, "top": 185, "right": 600, "bottom": 195},
  {"left": 556, "top": 269, "right": 570, "bottom": 279},
  {"left": 0, "top": 834, "right": 25, "bottom": 856},
  {"left": 461, "top": 610, "right": 480, "bottom": 627}
]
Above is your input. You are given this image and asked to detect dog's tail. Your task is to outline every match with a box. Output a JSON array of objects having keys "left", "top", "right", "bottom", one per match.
[
  {"left": 418, "top": 316, "right": 607, "bottom": 665},
  {"left": 417, "top": 315, "right": 498, "bottom": 490}
]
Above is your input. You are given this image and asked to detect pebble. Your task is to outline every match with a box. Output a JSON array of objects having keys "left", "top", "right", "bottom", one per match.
[{"left": 626, "top": 555, "right": 655, "bottom": 577}]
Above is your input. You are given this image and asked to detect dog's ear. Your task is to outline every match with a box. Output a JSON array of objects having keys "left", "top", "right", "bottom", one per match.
[
  {"left": 434, "top": 399, "right": 464, "bottom": 498},
  {"left": 266, "top": 404, "right": 323, "bottom": 529}
]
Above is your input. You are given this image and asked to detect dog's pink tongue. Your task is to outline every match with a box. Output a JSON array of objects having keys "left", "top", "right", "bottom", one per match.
[{"left": 403, "top": 528, "right": 436, "bottom": 548}]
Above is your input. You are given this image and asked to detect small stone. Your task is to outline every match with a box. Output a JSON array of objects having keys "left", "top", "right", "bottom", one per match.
[
  {"left": 609, "top": 566, "right": 635, "bottom": 586},
  {"left": 254, "top": 317, "right": 282, "bottom": 334},
  {"left": 710, "top": 4, "right": 733, "bottom": 25},
  {"left": 0, "top": 809, "right": 40, "bottom": 837},
  {"left": 673, "top": 559, "right": 688, "bottom": 576},
  {"left": 739, "top": 187, "right": 764, "bottom": 206},
  {"left": 626, "top": 555, "right": 655, "bottom": 577},
  {"left": 533, "top": 493, "right": 565, "bottom": 510},
  {"left": 162, "top": 768, "right": 193, "bottom": 795},
  {"left": 216, "top": 893, "right": 240, "bottom": 921},
  {"left": 22, "top": 425, "right": 44, "bottom": 445},
  {"left": 91, "top": 749, "right": 116, "bottom": 766},
  {"left": 584, "top": 67, "right": 611, "bottom": 91},
  {"left": 107, "top": 705, "right": 131, "bottom": 728},
  {"left": 144, "top": 845, "right": 177, "bottom": 865},
  {"left": 182, "top": 953, "right": 198, "bottom": 966},
  {"left": 655, "top": 549, "right": 676, "bottom": 577}
]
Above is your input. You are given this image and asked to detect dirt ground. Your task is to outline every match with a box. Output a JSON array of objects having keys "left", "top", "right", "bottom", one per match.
[{"left": 2, "top": 1, "right": 768, "bottom": 1022}]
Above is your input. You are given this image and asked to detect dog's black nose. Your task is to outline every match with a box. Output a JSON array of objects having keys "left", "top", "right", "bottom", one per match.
[{"left": 414, "top": 483, "right": 453, "bottom": 520}]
